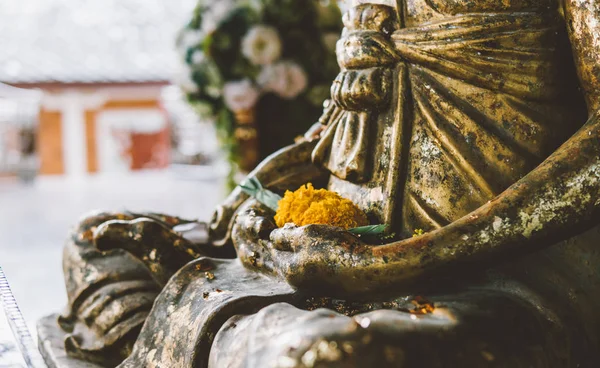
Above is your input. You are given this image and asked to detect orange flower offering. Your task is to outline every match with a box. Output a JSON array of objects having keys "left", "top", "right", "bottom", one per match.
[{"left": 274, "top": 183, "right": 369, "bottom": 229}]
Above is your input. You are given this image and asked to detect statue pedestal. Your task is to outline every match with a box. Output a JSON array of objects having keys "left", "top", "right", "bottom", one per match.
[{"left": 37, "top": 315, "right": 102, "bottom": 368}]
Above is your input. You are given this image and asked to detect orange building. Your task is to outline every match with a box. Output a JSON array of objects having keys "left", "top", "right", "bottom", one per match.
[
  {"left": 26, "top": 83, "right": 171, "bottom": 176},
  {"left": 0, "top": 0, "right": 196, "bottom": 176}
]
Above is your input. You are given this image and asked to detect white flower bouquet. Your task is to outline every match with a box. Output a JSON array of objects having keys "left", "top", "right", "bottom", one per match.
[{"left": 176, "top": 0, "right": 342, "bottom": 184}]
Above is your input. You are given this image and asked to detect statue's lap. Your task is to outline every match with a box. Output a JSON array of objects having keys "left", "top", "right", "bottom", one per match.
[{"left": 117, "top": 212, "right": 600, "bottom": 367}]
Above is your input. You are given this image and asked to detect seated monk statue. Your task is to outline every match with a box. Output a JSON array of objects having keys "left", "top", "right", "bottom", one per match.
[{"left": 45, "top": 0, "right": 600, "bottom": 366}]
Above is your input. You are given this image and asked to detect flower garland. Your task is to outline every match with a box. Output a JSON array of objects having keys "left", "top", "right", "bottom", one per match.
[{"left": 176, "top": 0, "right": 343, "bottom": 187}]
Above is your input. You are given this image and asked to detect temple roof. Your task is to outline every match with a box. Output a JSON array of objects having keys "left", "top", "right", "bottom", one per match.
[{"left": 0, "top": 0, "right": 195, "bottom": 85}]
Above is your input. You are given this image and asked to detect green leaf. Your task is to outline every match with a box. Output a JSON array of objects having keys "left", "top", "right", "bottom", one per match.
[
  {"left": 239, "top": 177, "right": 282, "bottom": 212},
  {"left": 348, "top": 224, "right": 388, "bottom": 236}
]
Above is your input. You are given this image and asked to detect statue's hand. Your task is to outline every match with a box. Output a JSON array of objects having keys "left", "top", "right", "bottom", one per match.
[
  {"left": 232, "top": 200, "right": 278, "bottom": 273},
  {"left": 233, "top": 200, "right": 372, "bottom": 292},
  {"left": 268, "top": 224, "right": 371, "bottom": 291}
]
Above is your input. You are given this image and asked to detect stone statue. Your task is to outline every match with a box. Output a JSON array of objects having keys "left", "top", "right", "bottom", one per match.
[{"left": 39, "top": 0, "right": 600, "bottom": 367}]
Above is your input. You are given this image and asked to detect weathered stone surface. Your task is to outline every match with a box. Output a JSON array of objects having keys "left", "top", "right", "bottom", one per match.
[
  {"left": 37, "top": 315, "right": 103, "bottom": 368},
  {"left": 118, "top": 258, "right": 298, "bottom": 367},
  {"left": 40, "top": 0, "right": 600, "bottom": 366}
]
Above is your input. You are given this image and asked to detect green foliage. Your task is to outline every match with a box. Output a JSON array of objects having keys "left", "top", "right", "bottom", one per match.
[
  {"left": 239, "top": 177, "right": 282, "bottom": 211},
  {"left": 177, "top": 0, "right": 343, "bottom": 186},
  {"left": 348, "top": 225, "right": 388, "bottom": 236}
]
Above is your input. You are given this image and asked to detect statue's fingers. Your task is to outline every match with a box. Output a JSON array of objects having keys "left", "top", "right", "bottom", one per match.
[
  {"left": 235, "top": 209, "right": 258, "bottom": 235},
  {"left": 271, "top": 224, "right": 345, "bottom": 252},
  {"left": 95, "top": 218, "right": 195, "bottom": 262},
  {"left": 269, "top": 226, "right": 296, "bottom": 252},
  {"left": 94, "top": 218, "right": 194, "bottom": 286},
  {"left": 236, "top": 209, "right": 275, "bottom": 241},
  {"left": 94, "top": 220, "right": 141, "bottom": 255},
  {"left": 254, "top": 216, "right": 276, "bottom": 240},
  {"left": 301, "top": 224, "right": 345, "bottom": 239},
  {"left": 268, "top": 246, "right": 295, "bottom": 276},
  {"left": 124, "top": 211, "right": 195, "bottom": 228}
]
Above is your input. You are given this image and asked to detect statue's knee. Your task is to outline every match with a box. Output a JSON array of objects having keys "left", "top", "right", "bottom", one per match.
[
  {"left": 60, "top": 210, "right": 162, "bottom": 366},
  {"left": 62, "top": 210, "right": 158, "bottom": 309},
  {"left": 62, "top": 211, "right": 138, "bottom": 284},
  {"left": 211, "top": 298, "right": 566, "bottom": 367},
  {"left": 355, "top": 294, "right": 567, "bottom": 367},
  {"left": 210, "top": 304, "right": 409, "bottom": 367}
]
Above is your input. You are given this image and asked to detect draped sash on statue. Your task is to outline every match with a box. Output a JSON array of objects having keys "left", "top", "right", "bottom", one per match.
[
  {"left": 312, "top": 10, "right": 581, "bottom": 234},
  {"left": 312, "top": 108, "right": 371, "bottom": 183}
]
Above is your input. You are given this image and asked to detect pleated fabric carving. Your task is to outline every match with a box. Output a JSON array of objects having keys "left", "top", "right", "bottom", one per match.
[{"left": 313, "top": 7, "right": 579, "bottom": 234}]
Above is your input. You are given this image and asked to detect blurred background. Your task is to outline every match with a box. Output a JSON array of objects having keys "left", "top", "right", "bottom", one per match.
[
  {"left": 0, "top": 0, "right": 348, "bottom": 366},
  {"left": 0, "top": 0, "right": 225, "bottom": 366},
  {"left": 0, "top": 0, "right": 225, "bottom": 181}
]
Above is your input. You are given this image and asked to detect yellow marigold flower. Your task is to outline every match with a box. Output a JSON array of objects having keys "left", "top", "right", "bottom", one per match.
[{"left": 274, "top": 183, "right": 369, "bottom": 229}]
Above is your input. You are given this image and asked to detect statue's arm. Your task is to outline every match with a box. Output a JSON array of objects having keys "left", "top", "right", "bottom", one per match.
[
  {"left": 267, "top": 110, "right": 600, "bottom": 294},
  {"left": 366, "top": 111, "right": 600, "bottom": 282},
  {"left": 267, "top": 2, "right": 600, "bottom": 294},
  {"left": 268, "top": 108, "right": 600, "bottom": 294},
  {"left": 59, "top": 212, "right": 163, "bottom": 365}
]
